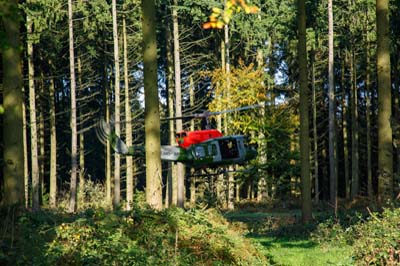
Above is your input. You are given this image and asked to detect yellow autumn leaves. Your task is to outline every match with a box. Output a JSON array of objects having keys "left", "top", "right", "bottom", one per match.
[{"left": 203, "top": 0, "right": 259, "bottom": 29}]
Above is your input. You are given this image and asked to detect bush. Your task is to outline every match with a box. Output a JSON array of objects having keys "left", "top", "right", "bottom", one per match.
[
  {"left": 312, "top": 207, "right": 400, "bottom": 265},
  {"left": 57, "top": 180, "right": 111, "bottom": 211},
  {"left": 311, "top": 218, "right": 348, "bottom": 247},
  {"left": 351, "top": 208, "right": 400, "bottom": 265},
  {"left": 2, "top": 207, "right": 268, "bottom": 266}
]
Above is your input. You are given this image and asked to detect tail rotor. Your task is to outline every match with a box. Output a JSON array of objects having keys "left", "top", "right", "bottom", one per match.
[
  {"left": 95, "top": 119, "right": 111, "bottom": 145},
  {"left": 95, "top": 119, "right": 129, "bottom": 155}
]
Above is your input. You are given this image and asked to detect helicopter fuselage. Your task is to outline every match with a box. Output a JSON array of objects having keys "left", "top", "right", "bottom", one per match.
[{"left": 161, "top": 135, "right": 257, "bottom": 168}]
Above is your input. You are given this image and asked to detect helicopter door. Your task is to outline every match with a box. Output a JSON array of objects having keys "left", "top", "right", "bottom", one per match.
[
  {"left": 208, "top": 143, "right": 221, "bottom": 162},
  {"left": 218, "top": 139, "right": 239, "bottom": 159}
]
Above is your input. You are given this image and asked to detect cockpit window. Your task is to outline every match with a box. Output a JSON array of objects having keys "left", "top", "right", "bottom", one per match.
[
  {"left": 194, "top": 146, "right": 206, "bottom": 158},
  {"left": 208, "top": 144, "right": 218, "bottom": 156}
]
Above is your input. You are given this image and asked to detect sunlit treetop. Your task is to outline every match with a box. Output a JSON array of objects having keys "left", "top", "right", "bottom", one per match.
[{"left": 203, "top": 0, "right": 259, "bottom": 29}]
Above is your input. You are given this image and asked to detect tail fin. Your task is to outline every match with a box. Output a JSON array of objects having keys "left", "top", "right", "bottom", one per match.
[{"left": 96, "top": 119, "right": 129, "bottom": 155}]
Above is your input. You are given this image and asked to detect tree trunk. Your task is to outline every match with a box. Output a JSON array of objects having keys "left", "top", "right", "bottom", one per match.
[
  {"left": 49, "top": 74, "right": 57, "bottom": 208},
  {"left": 79, "top": 131, "right": 85, "bottom": 204},
  {"left": 189, "top": 78, "right": 196, "bottom": 206},
  {"left": 22, "top": 88, "right": 29, "bottom": 209},
  {"left": 172, "top": 0, "right": 185, "bottom": 208},
  {"left": 112, "top": 0, "right": 121, "bottom": 208},
  {"left": 297, "top": 0, "right": 312, "bottom": 222},
  {"left": 27, "top": 15, "right": 40, "bottom": 211},
  {"left": 68, "top": 0, "right": 78, "bottom": 213},
  {"left": 376, "top": 0, "right": 393, "bottom": 202},
  {"left": 2, "top": 0, "right": 24, "bottom": 207},
  {"left": 105, "top": 87, "right": 112, "bottom": 204},
  {"left": 394, "top": 51, "right": 400, "bottom": 195},
  {"left": 350, "top": 51, "right": 359, "bottom": 199},
  {"left": 123, "top": 15, "right": 134, "bottom": 211},
  {"left": 142, "top": 0, "right": 163, "bottom": 209},
  {"left": 328, "top": 0, "right": 337, "bottom": 209},
  {"left": 342, "top": 52, "right": 350, "bottom": 199},
  {"left": 165, "top": 16, "right": 176, "bottom": 207},
  {"left": 38, "top": 76, "right": 45, "bottom": 206},
  {"left": 365, "top": 25, "right": 373, "bottom": 197},
  {"left": 311, "top": 50, "right": 319, "bottom": 203},
  {"left": 77, "top": 57, "right": 85, "bottom": 206}
]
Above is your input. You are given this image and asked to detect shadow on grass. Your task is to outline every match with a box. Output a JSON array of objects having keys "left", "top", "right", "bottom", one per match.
[{"left": 224, "top": 207, "right": 368, "bottom": 238}]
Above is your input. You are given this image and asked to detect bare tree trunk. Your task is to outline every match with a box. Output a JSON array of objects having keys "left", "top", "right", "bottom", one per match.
[
  {"left": 376, "top": 0, "right": 393, "bottom": 202},
  {"left": 236, "top": 181, "right": 240, "bottom": 202},
  {"left": 189, "top": 78, "right": 196, "bottom": 206},
  {"left": 2, "top": 0, "right": 24, "bottom": 207},
  {"left": 105, "top": 87, "right": 112, "bottom": 204},
  {"left": 27, "top": 15, "right": 40, "bottom": 211},
  {"left": 394, "top": 51, "right": 400, "bottom": 195},
  {"left": 23, "top": 89, "right": 29, "bottom": 209},
  {"left": 68, "top": 0, "right": 78, "bottom": 213},
  {"left": 311, "top": 50, "right": 319, "bottom": 203},
  {"left": 342, "top": 52, "right": 350, "bottom": 200},
  {"left": 365, "top": 27, "right": 373, "bottom": 198},
  {"left": 142, "top": 0, "right": 163, "bottom": 209},
  {"left": 49, "top": 74, "right": 57, "bottom": 208},
  {"left": 79, "top": 132, "right": 85, "bottom": 203},
  {"left": 328, "top": 0, "right": 337, "bottom": 209},
  {"left": 297, "top": 0, "right": 312, "bottom": 222},
  {"left": 38, "top": 76, "right": 45, "bottom": 206},
  {"left": 172, "top": 0, "right": 185, "bottom": 208},
  {"left": 165, "top": 17, "right": 176, "bottom": 207},
  {"left": 77, "top": 57, "right": 85, "bottom": 206},
  {"left": 350, "top": 51, "right": 359, "bottom": 199},
  {"left": 123, "top": 15, "right": 134, "bottom": 211},
  {"left": 112, "top": 0, "right": 121, "bottom": 208}
]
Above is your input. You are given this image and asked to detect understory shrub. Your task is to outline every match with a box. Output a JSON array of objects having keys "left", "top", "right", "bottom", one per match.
[
  {"left": 351, "top": 207, "right": 400, "bottom": 265},
  {"left": 312, "top": 207, "right": 400, "bottom": 265},
  {"left": 2, "top": 207, "right": 267, "bottom": 266}
]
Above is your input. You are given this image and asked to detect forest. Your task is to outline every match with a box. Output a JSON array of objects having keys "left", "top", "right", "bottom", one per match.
[{"left": 0, "top": 0, "right": 399, "bottom": 265}]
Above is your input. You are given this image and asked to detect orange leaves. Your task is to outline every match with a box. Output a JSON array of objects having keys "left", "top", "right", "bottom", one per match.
[
  {"left": 203, "top": 21, "right": 225, "bottom": 29},
  {"left": 202, "top": 0, "right": 259, "bottom": 29},
  {"left": 231, "top": 0, "right": 259, "bottom": 14}
]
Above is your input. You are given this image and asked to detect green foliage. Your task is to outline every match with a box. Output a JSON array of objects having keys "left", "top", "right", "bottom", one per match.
[
  {"left": 1, "top": 207, "right": 268, "bottom": 266},
  {"left": 312, "top": 207, "right": 400, "bottom": 265},
  {"left": 351, "top": 208, "right": 400, "bottom": 265},
  {"left": 311, "top": 218, "right": 349, "bottom": 246},
  {"left": 205, "top": 62, "right": 267, "bottom": 135},
  {"left": 57, "top": 180, "right": 110, "bottom": 212}
]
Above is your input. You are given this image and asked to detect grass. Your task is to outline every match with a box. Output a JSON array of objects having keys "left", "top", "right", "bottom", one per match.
[
  {"left": 252, "top": 235, "right": 354, "bottom": 266},
  {"left": 225, "top": 210, "right": 355, "bottom": 266}
]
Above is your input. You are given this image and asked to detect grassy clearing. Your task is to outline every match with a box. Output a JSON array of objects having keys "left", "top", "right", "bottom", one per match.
[
  {"left": 252, "top": 235, "right": 353, "bottom": 266},
  {"left": 225, "top": 211, "right": 354, "bottom": 266}
]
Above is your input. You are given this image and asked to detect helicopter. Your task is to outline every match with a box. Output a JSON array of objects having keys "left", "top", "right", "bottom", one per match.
[{"left": 95, "top": 105, "right": 260, "bottom": 169}]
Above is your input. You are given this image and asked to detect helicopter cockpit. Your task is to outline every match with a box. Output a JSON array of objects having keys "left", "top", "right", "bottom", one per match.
[{"left": 218, "top": 139, "right": 239, "bottom": 159}]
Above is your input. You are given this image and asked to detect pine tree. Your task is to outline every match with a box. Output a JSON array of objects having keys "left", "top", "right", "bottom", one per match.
[
  {"left": 1, "top": 0, "right": 25, "bottom": 207},
  {"left": 376, "top": 0, "right": 393, "bottom": 202},
  {"left": 297, "top": 0, "right": 312, "bottom": 222},
  {"left": 142, "top": 0, "right": 163, "bottom": 209}
]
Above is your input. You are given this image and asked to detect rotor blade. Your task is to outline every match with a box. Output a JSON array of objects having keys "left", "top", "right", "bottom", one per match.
[
  {"left": 95, "top": 119, "right": 129, "bottom": 155},
  {"left": 207, "top": 104, "right": 262, "bottom": 116},
  {"left": 162, "top": 104, "right": 263, "bottom": 121},
  {"left": 161, "top": 114, "right": 197, "bottom": 121}
]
